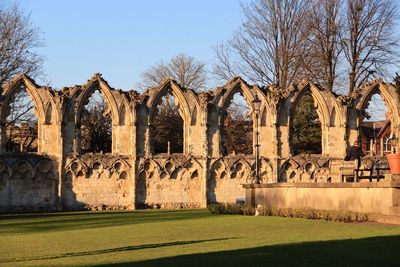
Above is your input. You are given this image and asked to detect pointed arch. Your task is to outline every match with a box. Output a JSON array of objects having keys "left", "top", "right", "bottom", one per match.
[
  {"left": 215, "top": 79, "right": 264, "bottom": 156},
  {"left": 191, "top": 105, "right": 198, "bottom": 126},
  {"left": 139, "top": 158, "right": 161, "bottom": 174},
  {"left": 147, "top": 80, "right": 188, "bottom": 155},
  {"left": 74, "top": 75, "right": 119, "bottom": 125},
  {"left": 118, "top": 93, "right": 133, "bottom": 126},
  {"left": 119, "top": 104, "right": 127, "bottom": 126},
  {"left": 183, "top": 158, "right": 202, "bottom": 179},
  {"left": 330, "top": 107, "right": 337, "bottom": 127},
  {"left": 356, "top": 81, "right": 400, "bottom": 125},
  {"left": 260, "top": 105, "right": 267, "bottom": 127},
  {"left": 65, "top": 158, "right": 88, "bottom": 176},
  {"left": 230, "top": 157, "right": 252, "bottom": 171},
  {"left": 111, "top": 158, "right": 130, "bottom": 172},
  {"left": 288, "top": 82, "right": 330, "bottom": 155},
  {"left": 215, "top": 78, "right": 265, "bottom": 113},
  {"left": 290, "top": 82, "right": 330, "bottom": 126},
  {"left": 280, "top": 158, "right": 300, "bottom": 170},
  {"left": 258, "top": 158, "right": 274, "bottom": 183},
  {"left": 91, "top": 159, "right": 107, "bottom": 171},
  {"left": 279, "top": 158, "right": 300, "bottom": 182},
  {"left": 44, "top": 102, "right": 55, "bottom": 124},
  {"left": 11, "top": 159, "right": 34, "bottom": 174},
  {"left": 210, "top": 158, "right": 229, "bottom": 177},
  {"left": 148, "top": 79, "right": 191, "bottom": 124},
  {"left": 0, "top": 75, "right": 45, "bottom": 123}
]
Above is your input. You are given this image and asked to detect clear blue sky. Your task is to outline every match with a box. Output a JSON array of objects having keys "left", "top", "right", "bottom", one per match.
[{"left": 3, "top": 0, "right": 244, "bottom": 90}]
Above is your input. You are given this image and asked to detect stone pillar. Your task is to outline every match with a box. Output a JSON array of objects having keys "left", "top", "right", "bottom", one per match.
[
  {"left": 145, "top": 122, "right": 151, "bottom": 157},
  {"left": 200, "top": 93, "right": 210, "bottom": 207}
]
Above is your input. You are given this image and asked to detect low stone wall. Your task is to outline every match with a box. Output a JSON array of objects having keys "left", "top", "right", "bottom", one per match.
[
  {"left": 245, "top": 181, "right": 400, "bottom": 217},
  {"left": 63, "top": 154, "right": 134, "bottom": 210},
  {"left": 135, "top": 156, "right": 205, "bottom": 208},
  {"left": 0, "top": 154, "right": 58, "bottom": 212}
]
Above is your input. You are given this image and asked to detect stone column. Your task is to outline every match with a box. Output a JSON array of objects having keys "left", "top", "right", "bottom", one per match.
[{"left": 199, "top": 93, "right": 210, "bottom": 207}]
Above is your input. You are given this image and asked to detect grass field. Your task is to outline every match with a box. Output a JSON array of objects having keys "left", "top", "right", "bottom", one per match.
[{"left": 0, "top": 209, "right": 400, "bottom": 266}]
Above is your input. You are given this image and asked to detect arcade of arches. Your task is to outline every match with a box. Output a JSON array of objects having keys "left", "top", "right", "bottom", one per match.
[{"left": 1, "top": 73, "right": 400, "bottom": 218}]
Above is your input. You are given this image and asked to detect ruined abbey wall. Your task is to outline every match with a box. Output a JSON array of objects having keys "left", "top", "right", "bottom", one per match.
[{"left": 1, "top": 74, "right": 400, "bottom": 212}]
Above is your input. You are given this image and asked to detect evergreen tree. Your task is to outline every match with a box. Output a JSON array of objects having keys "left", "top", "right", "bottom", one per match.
[{"left": 292, "top": 94, "right": 322, "bottom": 154}]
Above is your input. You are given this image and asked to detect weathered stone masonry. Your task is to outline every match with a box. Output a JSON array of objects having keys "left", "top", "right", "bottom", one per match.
[{"left": 1, "top": 73, "right": 400, "bottom": 213}]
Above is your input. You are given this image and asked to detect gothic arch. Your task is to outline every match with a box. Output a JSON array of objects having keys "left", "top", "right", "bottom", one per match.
[
  {"left": 65, "top": 158, "right": 88, "bottom": 177},
  {"left": 111, "top": 158, "right": 130, "bottom": 171},
  {"left": 183, "top": 157, "right": 202, "bottom": 169},
  {"left": 331, "top": 97, "right": 346, "bottom": 127},
  {"left": 260, "top": 105, "right": 268, "bottom": 126},
  {"left": 0, "top": 75, "right": 45, "bottom": 123},
  {"left": 119, "top": 104, "right": 128, "bottom": 126},
  {"left": 209, "top": 158, "right": 229, "bottom": 179},
  {"left": 191, "top": 105, "right": 198, "bottom": 126},
  {"left": 213, "top": 78, "right": 267, "bottom": 156},
  {"left": 182, "top": 158, "right": 202, "bottom": 179},
  {"left": 147, "top": 79, "right": 192, "bottom": 124},
  {"left": 215, "top": 78, "right": 268, "bottom": 116},
  {"left": 91, "top": 159, "right": 107, "bottom": 171},
  {"left": 355, "top": 81, "right": 400, "bottom": 125},
  {"left": 74, "top": 74, "right": 119, "bottom": 125},
  {"left": 10, "top": 159, "right": 34, "bottom": 176},
  {"left": 258, "top": 158, "right": 274, "bottom": 183},
  {"left": 139, "top": 158, "right": 161, "bottom": 174},
  {"left": 289, "top": 82, "right": 330, "bottom": 127},
  {"left": 287, "top": 82, "right": 331, "bottom": 155},
  {"left": 118, "top": 93, "right": 133, "bottom": 126},
  {"left": 44, "top": 102, "right": 55, "bottom": 124},
  {"left": 330, "top": 107, "right": 337, "bottom": 127},
  {"left": 279, "top": 158, "right": 300, "bottom": 182},
  {"left": 230, "top": 157, "right": 252, "bottom": 172},
  {"left": 230, "top": 158, "right": 252, "bottom": 181}
]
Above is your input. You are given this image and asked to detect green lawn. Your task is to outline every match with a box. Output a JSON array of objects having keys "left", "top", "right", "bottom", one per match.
[{"left": 0, "top": 210, "right": 399, "bottom": 266}]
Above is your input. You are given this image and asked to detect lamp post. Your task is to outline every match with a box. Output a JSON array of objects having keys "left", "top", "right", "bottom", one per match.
[{"left": 252, "top": 94, "right": 261, "bottom": 184}]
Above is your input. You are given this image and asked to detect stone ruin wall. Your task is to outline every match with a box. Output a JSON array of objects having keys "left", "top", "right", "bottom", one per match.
[
  {"left": 0, "top": 155, "right": 57, "bottom": 211},
  {"left": 0, "top": 73, "right": 400, "bottom": 211}
]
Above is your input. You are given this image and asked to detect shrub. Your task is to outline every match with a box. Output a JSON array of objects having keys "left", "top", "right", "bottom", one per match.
[
  {"left": 207, "top": 203, "right": 255, "bottom": 216},
  {"left": 226, "top": 203, "right": 243, "bottom": 215},
  {"left": 208, "top": 203, "right": 369, "bottom": 223},
  {"left": 254, "top": 205, "right": 369, "bottom": 223},
  {"left": 242, "top": 205, "right": 255, "bottom": 216},
  {"left": 208, "top": 203, "right": 226, "bottom": 214}
]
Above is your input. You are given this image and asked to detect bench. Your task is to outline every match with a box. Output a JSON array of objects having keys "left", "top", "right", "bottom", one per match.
[{"left": 354, "top": 163, "right": 389, "bottom": 182}]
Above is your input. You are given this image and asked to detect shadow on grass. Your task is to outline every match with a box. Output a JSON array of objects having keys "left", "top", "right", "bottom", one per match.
[
  {"left": 94, "top": 235, "right": 400, "bottom": 267},
  {"left": 0, "top": 209, "right": 212, "bottom": 235},
  {"left": 0, "top": 238, "right": 237, "bottom": 264}
]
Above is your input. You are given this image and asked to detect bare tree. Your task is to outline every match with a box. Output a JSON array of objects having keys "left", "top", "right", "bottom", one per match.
[
  {"left": 222, "top": 94, "right": 253, "bottom": 155},
  {"left": 302, "top": 0, "right": 342, "bottom": 92},
  {"left": 341, "top": 0, "right": 398, "bottom": 94},
  {"left": 5, "top": 88, "right": 38, "bottom": 152},
  {"left": 80, "top": 90, "right": 112, "bottom": 154},
  {"left": 151, "top": 92, "right": 184, "bottom": 154},
  {"left": 394, "top": 72, "right": 400, "bottom": 89},
  {"left": 1, "top": 5, "right": 44, "bottom": 152},
  {"left": 0, "top": 4, "right": 44, "bottom": 87},
  {"left": 138, "top": 54, "right": 206, "bottom": 154},
  {"left": 213, "top": 0, "right": 310, "bottom": 88},
  {"left": 137, "top": 53, "right": 207, "bottom": 91}
]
